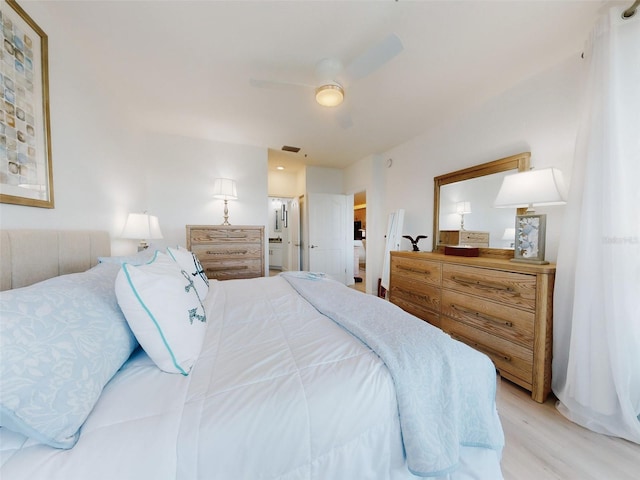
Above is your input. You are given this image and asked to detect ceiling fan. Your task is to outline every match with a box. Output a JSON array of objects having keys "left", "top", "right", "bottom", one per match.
[{"left": 250, "top": 33, "right": 403, "bottom": 126}]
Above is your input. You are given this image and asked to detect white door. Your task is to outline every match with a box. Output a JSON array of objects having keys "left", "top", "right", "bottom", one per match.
[
  {"left": 287, "top": 198, "right": 300, "bottom": 271},
  {"left": 307, "top": 193, "right": 350, "bottom": 284}
]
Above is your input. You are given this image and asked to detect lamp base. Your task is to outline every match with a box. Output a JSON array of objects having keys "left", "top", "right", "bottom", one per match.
[{"left": 221, "top": 200, "right": 231, "bottom": 226}]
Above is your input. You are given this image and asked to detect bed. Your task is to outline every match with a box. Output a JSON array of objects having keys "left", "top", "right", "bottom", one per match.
[{"left": 0, "top": 229, "right": 504, "bottom": 480}]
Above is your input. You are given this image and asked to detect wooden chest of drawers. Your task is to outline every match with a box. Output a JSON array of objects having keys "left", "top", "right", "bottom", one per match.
[
  {"left": 389, "top": 251, "right": 555, "bottom": 402},
  {"left": 186, "top": 225, "right": 264, "bottom": 280},
  {"left": 439, "top": 230, "right": 490, "bottom": 247}
]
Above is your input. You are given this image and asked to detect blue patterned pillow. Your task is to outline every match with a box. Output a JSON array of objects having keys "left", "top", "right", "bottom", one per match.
[
  {"left": 0, "top": 263, "right": 138, "bottom": 449},
  {"left": 98, "top": 248, "right": 156, "bottom": 266}
]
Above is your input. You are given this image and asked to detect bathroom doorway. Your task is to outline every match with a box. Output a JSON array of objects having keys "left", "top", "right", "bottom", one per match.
[{"left": 353, "top": 190, "right": 366, "bottom": 293}]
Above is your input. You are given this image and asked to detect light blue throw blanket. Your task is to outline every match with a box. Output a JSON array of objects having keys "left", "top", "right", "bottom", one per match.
[{"left": 281, "top": 272, "right": 504, "bottom": 477}]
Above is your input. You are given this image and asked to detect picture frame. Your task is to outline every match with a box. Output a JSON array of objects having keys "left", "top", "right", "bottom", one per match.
[
  {"left": 0, "top": 0, "right": 54, "bottom": 208},
  {"left": 513, "top": 213, "right": 548, "bottom": 264}
]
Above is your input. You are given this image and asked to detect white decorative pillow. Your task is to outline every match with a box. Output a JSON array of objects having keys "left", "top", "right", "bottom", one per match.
[
  {"left": 115, "top": 251, "right": 208, "bottom": 375},
  {"left": 166, "top": 246, "right": 209, "bottom": 300}
]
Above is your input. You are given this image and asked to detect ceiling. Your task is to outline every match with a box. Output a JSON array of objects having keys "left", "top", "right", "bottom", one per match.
[{"left": 44, "top": 0, "right": 613, "bottom": 172}]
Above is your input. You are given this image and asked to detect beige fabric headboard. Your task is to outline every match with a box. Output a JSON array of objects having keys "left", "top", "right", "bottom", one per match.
[{"left": 0, "top": 230, "right": 111, "bottom": 291}]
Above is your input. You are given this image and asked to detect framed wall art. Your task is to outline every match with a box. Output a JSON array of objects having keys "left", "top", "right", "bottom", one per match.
[
  {"left": 0, "top": 0, "right": 54, "bottom": 208},
  {"left": 513, "top": 213, "right": 548, "bottom": 264}
]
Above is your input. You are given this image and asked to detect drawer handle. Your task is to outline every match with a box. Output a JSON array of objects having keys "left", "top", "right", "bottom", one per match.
[
  {"left": 451, "top": 333, "right": 512, "bottom": 362},
  {"left": 206, "top": 233, "right": 249, "bottom": 238},
  {"left": 206, "top": 250, "right": 249, "bottom": 255},
  {"left": 450, "top": 304, "right": 513, "bottom": 328},
  {"left": 397, "top": 265, "right": 433, "bottom": 276},
  {"left": 206, "top": 265, "right": 249, "bottom": 272},
  {"left": 450, "top": 275, "right": 515, "bottom": 293}
]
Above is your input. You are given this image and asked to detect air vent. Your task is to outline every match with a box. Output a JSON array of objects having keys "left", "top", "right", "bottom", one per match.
[{"left": 282, "top": 145, "right": 301, "bottom": 153}]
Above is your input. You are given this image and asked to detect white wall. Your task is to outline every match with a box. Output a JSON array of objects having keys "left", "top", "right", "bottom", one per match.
[
  {"left": 305, "top": 166, "right": 343, "bottom": 194},
  {"left": 0, "top": 3, "right": 144, "bottom": 254},
  {"left": 346, "top": 55, "right": 583, "bottom": 285},
  {"left": 0, "top": 4, "right": 269, "bottom": 258},
  {"left": 141, "top": 133, "right": 268, "bottom": 250},
  {"left": 268, "top": 169, "right": 298, "bottom": 198}
]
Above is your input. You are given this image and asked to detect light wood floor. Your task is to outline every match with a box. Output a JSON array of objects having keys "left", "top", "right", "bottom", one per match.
[{"left": 497, "top": 377, "right": 640, "bottom": 479}]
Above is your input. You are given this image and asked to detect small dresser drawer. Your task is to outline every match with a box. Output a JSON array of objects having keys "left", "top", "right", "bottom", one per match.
[
  {"left": 389, "top": 277, "right": 441, "bottom": 324},
  {"left": 189, "top": 227, "right": 262, "bottom": 244},
  {"left": 441, "top": 289, "right": 534, "bottom": 348},
  {"left": 459, "top": 231, "right": 490, "bottom": 246},
  {"left": 191, "top": 243, "right": 263, "bottom": 261},
  {"left": 200, "top": 258, "right": 263, "bottom": 280},
  {"left": 442, "top": 264, "right": 536, "bottom": 311},
  {"left": 441, "top": 317, "right": 533, "bottom": 385},
  {"left": 439, "top": 230, "right": 489, "bottom": 247},
  {"left": 390, "top": 256, "right": 441, "bottom": 287}
]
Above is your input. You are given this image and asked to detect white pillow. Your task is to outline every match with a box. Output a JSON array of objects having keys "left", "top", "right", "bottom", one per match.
[
  {"left": 166, "top": 246, "right": 209, "bottom": 301},
  {"left": 115, "top": 251, "right": 207, "bottom": 375}
]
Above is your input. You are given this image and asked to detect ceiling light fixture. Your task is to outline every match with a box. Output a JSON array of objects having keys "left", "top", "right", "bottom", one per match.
[
  {"left": 276, "top": 166, "right": 285, "bottom": 170},
  {"left": 315, "top": 83, "right": 344, "bottom": 107}
]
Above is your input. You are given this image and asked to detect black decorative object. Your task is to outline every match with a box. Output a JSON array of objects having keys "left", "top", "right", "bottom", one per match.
[{"left": 402, "top": 235, "right": 428, "bottom": 252}]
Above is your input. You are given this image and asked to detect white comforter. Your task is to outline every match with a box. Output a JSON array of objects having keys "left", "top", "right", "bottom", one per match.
[{"left": 0, "top": 275, "right": 502, "bottom": 480}]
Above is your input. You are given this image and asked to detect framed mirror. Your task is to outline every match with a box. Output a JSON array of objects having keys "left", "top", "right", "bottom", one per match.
[{"left": 433, "top": 152, "right": 530, "bottom": 258}]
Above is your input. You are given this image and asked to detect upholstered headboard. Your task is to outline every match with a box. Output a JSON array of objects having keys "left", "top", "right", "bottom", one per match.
[{"left": 0, "top": 230, "right": 111, "bottom": 291}]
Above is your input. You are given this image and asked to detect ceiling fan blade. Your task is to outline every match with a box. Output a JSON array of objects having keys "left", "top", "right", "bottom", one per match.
[
  {"left": 249, "top": 78, "right": 313, "bottom": 91},
  {"left": 345, "top": 33, "right": 403, "bottom": 81},
  {"left": 336, "top": 110, "right": 354, "bottom": 129}
]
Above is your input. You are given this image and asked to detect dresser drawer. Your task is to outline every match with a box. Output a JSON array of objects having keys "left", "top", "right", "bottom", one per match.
[
  {"left": 441, "top": 289, "right": 534, "bottom": 348},
  {"left": 189, "top": 227, "right": 262, "bottom": 244},
  {"left": 191, "top": 243, "right": 263, "bottom": 261},
  {"left": 442, "top": 264, "right": 536, "bottom": 311},
  {"left": 459, "top": 231, "right": 489, "bottom": 246},
  {"left": 441, "top": 317, "right": 533, "bottom": 385},
  {"left": 390, "top": 296, "right": 441, "bottom": 327},
  {"left": 390, "top": 276, "right": 440, "bottom": 311},
  {"left": 200, "top": 259, "right": 263, "bottom": 280},
  {"left": 391, "top": 256, "right": 441, "bottom": 287}
]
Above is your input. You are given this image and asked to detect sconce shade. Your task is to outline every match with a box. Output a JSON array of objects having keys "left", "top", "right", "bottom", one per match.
[
  {"left": 212, "top": 178, "right": 238, "bottom": 200},
  {"left": 315, "top": 83, "right": 344, "bottom": 107},
  {"left": 494, "top": 167, "right": 567, "bottom": 208},
  {"left": 502, "top": 227, "right": 516, "bottom": 241},
  {"left": 121, "top": 213, "right": 163, "bottom": 240},
  {"left": 456, "top": 201, "right": 472, "bottom": 215}
]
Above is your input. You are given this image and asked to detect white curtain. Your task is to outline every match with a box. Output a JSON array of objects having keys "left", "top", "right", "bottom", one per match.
[{"left": 552, "top": 6, "right": 640, "bottom": 443}]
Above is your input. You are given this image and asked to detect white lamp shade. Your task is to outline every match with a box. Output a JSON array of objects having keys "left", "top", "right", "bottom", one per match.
[
  {"left": 502, "top": 227, "right": 516, "bottom": 241},
  {"left": 212, "top": 178, "right": 237, "bottom": 200},
  {"left": 456, "top": 201, "right": 472, "bottom": 214},
  {"left": 494, "top": 167, "right": 567, "bottom": 208},
  {"left": 121, "top": 213, "right": 163, "bottom": 240}
]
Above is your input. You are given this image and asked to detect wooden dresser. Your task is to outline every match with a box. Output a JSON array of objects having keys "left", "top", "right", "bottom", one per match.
[
  {"left": 389, "top": 251, "right": 555, "bottom": 403},
  {"left": 186, "top": 225, "right": 264, "bottom": 280}
]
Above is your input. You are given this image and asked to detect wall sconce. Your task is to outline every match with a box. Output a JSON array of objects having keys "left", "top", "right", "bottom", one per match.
[
  {"left": 213, "top": 178, "right": 237, "bottom": 225},
  {"left": 494, "top": 167, "right": 567, "bottom": 263},
  {"left": 456, "top": 201, "right": 472, "bottom": 230},
  {"left": 121, "top": 212, "right": 163, "bottom": 251}
]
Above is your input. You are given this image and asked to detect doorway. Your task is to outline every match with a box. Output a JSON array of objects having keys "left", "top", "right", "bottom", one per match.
[{"left": 353, "top": 190, "right": 366, "bottom": 293}]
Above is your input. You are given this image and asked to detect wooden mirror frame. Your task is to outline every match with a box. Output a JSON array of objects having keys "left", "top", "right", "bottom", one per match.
[{"left": 433, "top": 152, "right": 531, "bottom": 259}]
